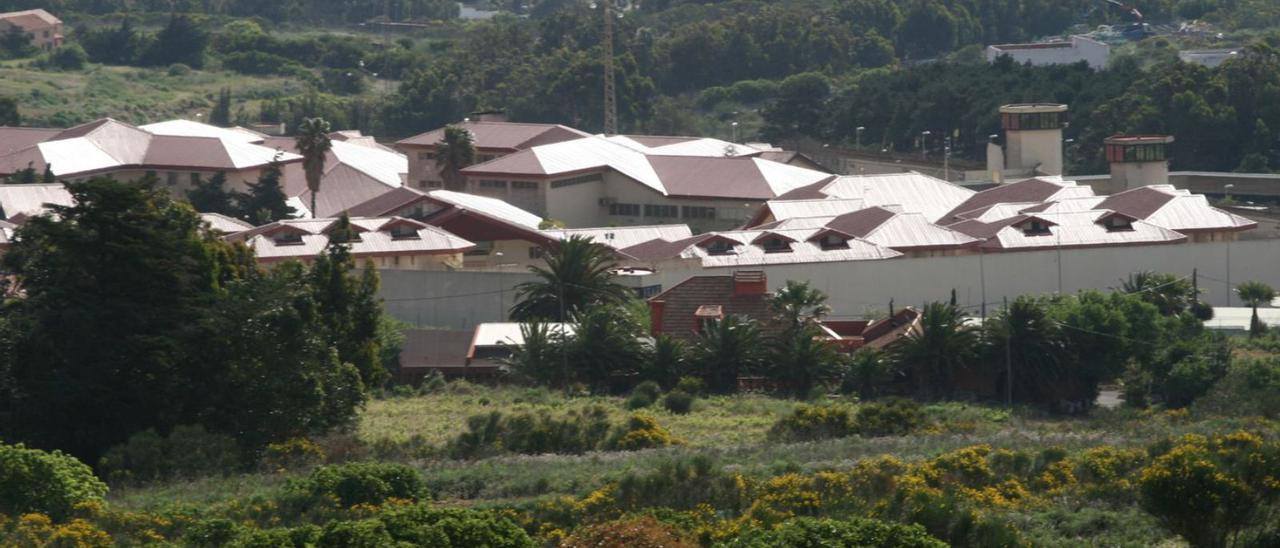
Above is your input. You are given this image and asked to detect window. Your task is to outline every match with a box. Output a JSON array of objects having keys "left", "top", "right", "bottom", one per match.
[
  {"left": 551, "top": 173, "right": 604, "bottom": 188},
  {"left": 609, "top": 203, "right": 640, "bottom": 216},
  {"left": 682, "top": 206, "right": 717, "bottom": 220},
  {"left": 529, "top": 246, "right": 545, "bottom": 259},
  {"left": 189, "top": 173, "right": 202, "bottom": 185},
  {"left": 389, "top": 224, "right": 420, "bottom": 240},
  {"left": 704, "top": 239, "right": 734, "bottom": 256},
  {"left": 512, "top": 181, "right": 539, "bottom": 190},
  {"left": 761, "top": 237, "right": 792, "bottom": 253},
  {"left": 166, "top": 172, "right": 179, "bottom": 186},
  {"left": 1106, "top": 143, "right": 1166, "bottom": 163},
  {"left": 644, "top": 204, "right": 678, "bottom": 218},
  {"left": 43, "top": 30, "right": 49, "bottom": 38},
  {"left": 1101, "top": 215, "right": 1134, "bottom": 232},
  {"left": 818, "top": 234, "right": 849, "bottom": 250},
  {"left": 478, "top": 180, "right": 507, "bottom": 189},
  {"left": 636, "top": 285, "right": 663, "bottom": 299},
  {"left": 271, "top": 231, "right": 304, "bottom": 246},
  {"left": 1021, "top": 220, "right": 1052, "bottom": 236},
  {"left": 1002, "top": 111, "right": 1063, "bottom": 131},
  {"left": 418, "top": 152, "right": 435, "bottom": 161},
  {"left": 465, "top": 240, "right": 493, "bottom": 256}
]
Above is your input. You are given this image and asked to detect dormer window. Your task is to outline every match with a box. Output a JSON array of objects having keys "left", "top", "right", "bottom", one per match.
[
  {"left": 1022, "top": 219, "right": 1053, "bottom": 236},
  {"left": 761, "top": 237, "right": 792, "bottom": 253},
  {"left": 389, "top": 225, "right": 420, "bottom": 240},
  {"left": 705, "top": 239, "right": 734, "bottom": 256},
  {"left": 818, "top": 233, "right": 850, "bottom": 250},
  {"left": 1100, "top": 215, "right": 1134, "bottom": 232},
  {"left": 272, "top": 231, "right": 304, "bottom": 246}
]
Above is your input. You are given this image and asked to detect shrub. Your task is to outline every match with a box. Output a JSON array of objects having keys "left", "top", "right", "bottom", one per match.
[
  {"left": 1194, "top": 357, "right": 1280, "bottom": 418},
  {"left": 38, "top": 44, "right": 88, "bottom": 70},
  {"left": 661, "top": 390, "right": 695, "bottom": 414},
  {"left": 318, "top": 518, "right": 395, "bottom": 547},
  {"left": 0, "top": 513, "right": 113, "bottom": 547},
  {"left": 1163, "top": 354, "right": 1226, "bottom": 408},
  {"left": 378, "top": 504, "right": 535, "bottom": 547},
  {"left": 605, "top": 414, "right": 682, "bottom": 451},
  {"left": 626, "top": 392, "right": 655, "bottom": 410},
  {"left": 675, "top": 376, "right": 705, "bottom": 396},
  {"left": 767, "top": 404, "right": 854, "bottom": 443},
  {"left": 720, "top": 517, "right": 947, "bottom": 548},
  {"left": 448, "top": 406, "right": 612, "bottom": 459},
  {"left": 98, "top": 425, "right": 240, "bottom": 484},
  {"left": 290, "top": 462, "right": 426, "bottom": 508},
  {"left": 167, "top": 63, "right": 191, "bottom": 76},
  {"left": 1139, "top": 444, "right": 1253, "bottom": 547},
  {"left": 852, "top": 399, "right": 926, "bottom": 437},
  {"left": 0, "top": 443, "right": 108, "bottom": 520},
  {"left": 262, "top": 438, "right": 325, "bottom": 472},
  {"left": 184, "top": 518, "right": 242, "bottom": 547},
  {"left": 562, "top": 516, "right": 697, "bottom": 548},
  {"left": 634, "top": 381, "right": 662, "bottom": 401}
]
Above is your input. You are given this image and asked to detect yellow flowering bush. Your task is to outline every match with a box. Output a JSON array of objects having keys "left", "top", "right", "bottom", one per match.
[
  {"left": 605, "top": 414, "right": 683, "bottom": 451},
  {"left": 0, "top": 513, "right": 113, "bottom": 548}
]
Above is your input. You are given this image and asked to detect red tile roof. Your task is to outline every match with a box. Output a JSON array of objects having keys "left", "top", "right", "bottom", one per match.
[{"left": 648, "top": 275, "right": 779, "bottom": 342}]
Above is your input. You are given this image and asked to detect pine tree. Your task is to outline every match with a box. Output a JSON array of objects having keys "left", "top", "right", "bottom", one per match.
[
  {"left": 236, "top": 160, "right": 295, "bottom": 224},
  {"left": 210, "top": 88, "right": 232, "bottom": 127},
  {"left": 187, "top": 171, "right": 236, "bottom": 215},
  {"left": 40, "top": 164, "right": 55, "bottom": 184}
]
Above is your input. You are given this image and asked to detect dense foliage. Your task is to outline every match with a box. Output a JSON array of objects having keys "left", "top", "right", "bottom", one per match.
[
  {"left": 0, "top": 178, "right": 386, "bottom": 462},
  {"left": 0, "top": 443, "right": 107, "bottom": 520}
]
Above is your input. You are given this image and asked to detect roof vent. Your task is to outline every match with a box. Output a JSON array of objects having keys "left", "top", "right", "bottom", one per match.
[{"left": 733, "top": 271, "right": 767, "bottom": 296}]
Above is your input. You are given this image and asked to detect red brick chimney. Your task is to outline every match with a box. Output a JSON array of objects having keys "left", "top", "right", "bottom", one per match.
[
  {"left": 733, "top": 271, "right": 767, "bottom": 296},
  {"left": 649, "top": 300, "right": 666, "bottom": 335}
]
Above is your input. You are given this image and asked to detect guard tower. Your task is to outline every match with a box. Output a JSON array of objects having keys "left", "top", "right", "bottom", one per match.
[
  {"left": 1105, "top": 135, "right": 1173, "bottom": 189},
  {"left": 1000, "top": 103, "right": 1068, "bottom": 177}
]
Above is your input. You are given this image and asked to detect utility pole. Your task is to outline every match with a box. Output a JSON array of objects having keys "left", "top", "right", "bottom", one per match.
[
  {"left": 601, "top": 0, "right": 618, "bottom": 135},
  {"left": 1004, "top": 296, "right": 1012, "bottom": 408}
]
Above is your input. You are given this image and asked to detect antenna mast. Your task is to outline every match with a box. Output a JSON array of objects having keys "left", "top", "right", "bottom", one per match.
[{"left": 601, "top": 0, "right": 618, "bottom": 135}]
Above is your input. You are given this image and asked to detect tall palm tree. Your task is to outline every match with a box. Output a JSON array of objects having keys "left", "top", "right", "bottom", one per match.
[
  {"left": 1121, "top": 271, "right": 1195, "bottom": 316},
  {"left": 986, "top": 297, "right": 1070, "bottom": 404},
  {"left": 435, "top": 125, "right": 476, "bottom": 191},
  {"left": 770, "top": 322, "right": 841, "bottom": 398},
  {"left": 770, "top": 280, "right": 831, "bottom": 332},
  {"left": 295, "top": 118, "right": 332, "bottom": 218},
  {"left": 691, "top": 316, "right": 765, "bottom": 394},
  {"left": 887, "top": 302, "right": 978, "bottom": 400},
  {"left": 1236, "top": 281, "right": 1275, "bottom": 337},
  {"left": 511, "top": 235, "right": 631, "bottom": 321}
]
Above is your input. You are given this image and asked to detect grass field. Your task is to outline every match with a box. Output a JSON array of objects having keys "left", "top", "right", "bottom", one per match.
[{"left": 0, "top": 62, "right": 311, "bottom": 127}]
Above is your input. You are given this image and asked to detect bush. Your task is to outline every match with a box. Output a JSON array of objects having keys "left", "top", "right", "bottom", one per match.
[
  {"left": 262, "top": 438, "right": 325, "bottom": 472},
  {"left": 852, "top": 399, "right": 926, "bottom": 437},
  {"left": 1163, "top": 355, "right": 1226, "bottom": 408},
  {"left": 562, "top": 516, "right": 697, "bottom": 548},
  {"left": 167, "top": 63, "right": 191, "bottom": 76},
  {"left": 98, "top": 425, "right": 240, "bottom": 484},
  {"left": 605, "top": 414, "right": 682, "bottom": 451},
  {"left": 1138, "top": 435, "right": 1268, "bottom": 547},
  {"left": 318, "top": 518, "right": 394, "bottom": 547},
  {"left": 0, "top": 443, "right": 108, "bottom": 520},
  {"left": 378, "top": 504, "right": 535, "bottom": 547},
  {"left": 1194, "top": 357, "right": 1280, "bottom": 418},
  {"left": 721, "top": 517, "right": 947, "bottom": 548},
  {"left": 633, "top": 381, "right": 662, "bottom": 402},
  {"left": 675, "top": 376, "right": 705, "bottom": 396},
  {"left": 37, "top": 44, "right": 88, "bottom": 70},
  {"left": 626, "top": 392, "right": 656, "bottom": 410},
  {"left": 767, "top": 404, "right": 854, "bottom": 443},
  {"left": 661, "top": 390, "right": 695, "bottom": 414},
  {"left": 290, "top": 462, "right": 426, "bottom": 508},
  {"left": 449, "top": 406, "right": 612, "bottom": 459}
]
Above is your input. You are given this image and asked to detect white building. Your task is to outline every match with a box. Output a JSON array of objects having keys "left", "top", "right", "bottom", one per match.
[{"left": 985, "top": 35, "right": 1110, "bottom": 70}]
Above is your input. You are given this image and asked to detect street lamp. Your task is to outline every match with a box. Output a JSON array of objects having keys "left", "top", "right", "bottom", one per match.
[
  {"left": 920, "top": 130, "right": 932, "bottom": 160},
  {"left": 855, "top": 126, "right": 865, "bottom": 149},
  {"left": 495, "top": 251, "right": 506, "bottom": 321},
  {"left": 731, "top": 121, "right": 739, "bottom": 143},
  {"left": 1063, "top": 138, "right": 1075, "bottom": 177}
]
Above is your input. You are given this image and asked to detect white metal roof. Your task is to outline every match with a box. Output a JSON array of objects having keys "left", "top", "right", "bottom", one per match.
[
  {"left": 140, "top": 120, "right": 267, "bottom": 144},
  {"left": 679, "top": 228, "right": 902, "bottom": 267},
  {"left": 546, "top": 224, "right": 693, "bottom": 250},
  {"left": 427, "top": 189, "right": 544, "bottom": 230},
  {"left": 471, "top": 322, "right": 575, "bottom": 348},
  {"left": 244, "top": 217, "right": 474, "bottom": 261},
  {"left": 0, "top": 183, "right": 73, "bottom": 219},
  {"left": 860, "top": 212, "right": 980, "bottom": 249},
  {"left": 984, "top": 211, "right": 1185, "bottom": 250},
  {"left": 1205, "top": 307, "right": 1280, "bottom": 331},
  {"left": 329, "top": 139, "right": 406, "bottom": 188},
  {"left": 199, "top": 212, "right": 253, "bottom": 234},
  {"left": 602, "top": 135, "right": 766, "bottom": 157},
  {"left": 1145, "top": 193, "right": 1255, "bottom": 232},
  {"left": 532, "top": 136, "right": 664, "bottom": 193},
  {"left": 763, "top": 198, "right": 865, "bottom": 222},
  {"left": 817, "top": 173, "right": 975, "bottom": 223}
]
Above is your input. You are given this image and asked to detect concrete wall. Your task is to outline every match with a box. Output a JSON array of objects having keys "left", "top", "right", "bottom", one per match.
[
  {"left": 378, "top": 239, "right": 1280, "bottom": 329},
  {"left": 379, "top": 269, "right": 543, "bottom": 329},
  {"left": 985, "top": 36, "right": 1110, "bottom": 70},
  {"left": 544, "top": 170, "right": 762, "bottom": 232},
  {"left": 1007, "top": 129, "right": 1063, "bottom": 176}
]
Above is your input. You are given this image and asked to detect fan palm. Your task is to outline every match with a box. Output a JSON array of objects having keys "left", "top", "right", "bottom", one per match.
[
  {"left": 770, "top": 280, "right": 831, "bottom": 331},
  {"left": 691, "top": 316, "right": 765, "bottom": 394},
  {"left": 511, "top": 235, "right": 631, "bottom": 321},
  {"left": 1121, "top": 271, "right": 1195, "bottom": 316},
  {"left": 887, "top": 302, "right": 977, "bottom": 400},
  {"left": 1236, "top": 281, "right": 1275, "bottom": 337},
  {"left": 987, "top": 297, "right": 1071, "bottom": 404},
  {"left": 295, "top": 118, "right": 332, "bottom": 218},
  {"left": 435, "top": 125, "right": 476, "bottom": 191}
]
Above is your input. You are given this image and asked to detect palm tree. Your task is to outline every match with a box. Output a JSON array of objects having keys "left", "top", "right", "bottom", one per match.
[
  {"left": 295, "top": 118, "right": 333, "bottom": 218},
  {"left": 640, "top": 335, "right": 687, "bottom": 389},
  {"left": 770, "top": 322, "right": 841, "bottom": 399},
  {"left": 691, "top": 316, "right": 765, "bottom": 394},
  {"left": 770, "top": 280, "right": 831, "bottom": 332},
  {"left": 435, "top": 125, "right": 476, "bottom": 191},
  {"left": 565, "top": 305, "right": 647, "bottom": 390},
  {"left": 1236, "top": 281, "right": 1275, "bottom": 337},
  {"left": 887, "top": 302, "right": 978, "bottom": 400},
  {"left": 1121, "top": 271, "right": 1195, "bottom": 316},
  {"left": 986, "top": 297, "right": 1071, "bottom": 404},
  {"left": 511, "top": 235, "right": 631, "bottom": 321}
]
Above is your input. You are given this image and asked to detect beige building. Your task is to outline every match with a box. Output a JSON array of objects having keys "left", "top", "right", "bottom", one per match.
[
  {"left": 0, "top": 9, "right": 62, "bottom": 50},
  {"left": 225, "top": 216, "right": 474, "bottom": 271},
  {"left": 396, "top": 118, "right": 589, "bottom": 192}
]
